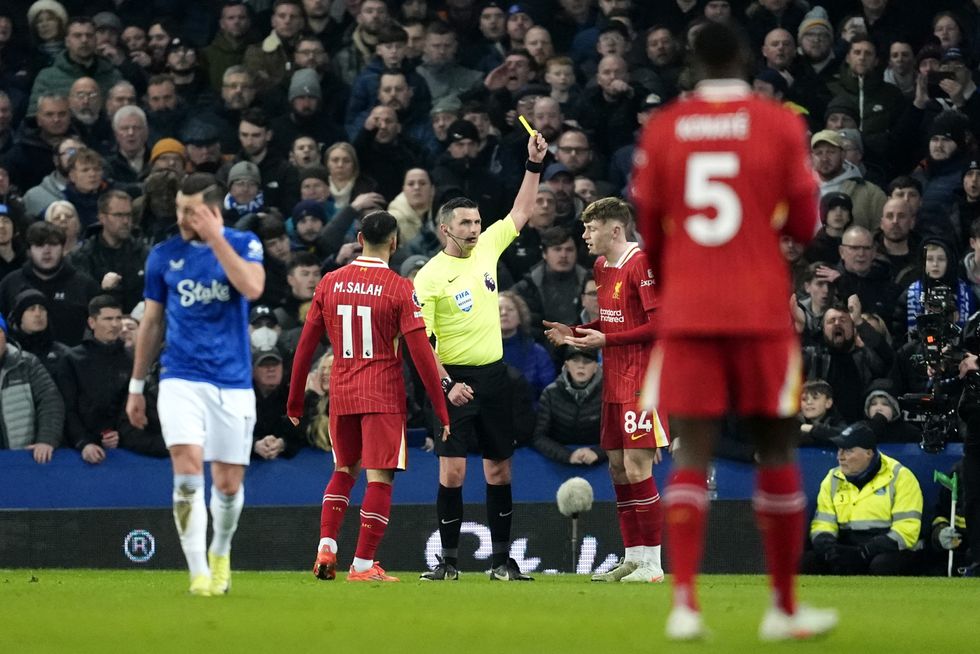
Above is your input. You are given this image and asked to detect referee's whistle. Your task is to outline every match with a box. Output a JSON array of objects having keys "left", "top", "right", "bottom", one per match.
[{"left": 518, "top": 114, "right": 536, "bottom": 137}]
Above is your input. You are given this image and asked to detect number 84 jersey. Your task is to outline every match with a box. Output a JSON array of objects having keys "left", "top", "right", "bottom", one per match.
[
  {"left": 309, "top": 255, "right": 425, "bottom": 415},
  {"left": 631, "top": 79, "right": 819, "bottom": 336}
]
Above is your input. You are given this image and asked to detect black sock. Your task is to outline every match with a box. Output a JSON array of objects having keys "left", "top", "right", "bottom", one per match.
[
  {"left": 486, "top": 483, "right": 512, "bottom": 567},
  {"left": 437, "top": 484, "right": 463, "bottom": 566}
]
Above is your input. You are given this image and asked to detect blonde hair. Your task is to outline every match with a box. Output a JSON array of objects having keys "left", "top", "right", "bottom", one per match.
[
  {"left": 580, "top": 196, "right": 634, "bottom": 226},
  {"left": 324, "top": 142, "right": 360, "bottom": 180}
]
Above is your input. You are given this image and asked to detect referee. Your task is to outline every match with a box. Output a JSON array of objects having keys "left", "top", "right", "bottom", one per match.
[{"left": 414, "top": 130, "right": 548, "bottom": 581}]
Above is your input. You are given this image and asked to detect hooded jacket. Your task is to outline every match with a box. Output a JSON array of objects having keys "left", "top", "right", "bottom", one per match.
[
  {"left": 69, "top": 225, "right": 149, "bottom": 313},
  {"left": 57, "top": 333, "right": 131, "bottom": 451},
  {"left": 0, "top": 260, "right": 101, "bottom": 346},
  {"left": 0, "top": 343, "right": 64, "bottom": 450},
  {"left": 897, "top": 238, "right": 975, "bottom": 340},
  {"left": 531, "top": 366, "right": 604, "bottom": 464},
  {"left": 7, "top": 287, "right": 71, "bottom": 377},
  {"left": 27, "top": 51, "right": 123, "bottom": 115},
  {"left": 819, "top": 162, "right": 887, "bottom": 231},
  {"left": 22, "top": 171, "right": 67, "bottom": 219}
]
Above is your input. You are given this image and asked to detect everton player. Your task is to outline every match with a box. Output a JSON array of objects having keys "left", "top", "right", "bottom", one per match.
[
  {"left": 545, "top": 197, "right": 669, "bottom": 584},
  {"left": 632, "top": 21, "right": 838, "bottom": 641},
  {"left": 127, "top": 173, "right": 265, "bottom": 597},
  {"left": 286, "top": 210, "right": 450, "bottom": 582}
]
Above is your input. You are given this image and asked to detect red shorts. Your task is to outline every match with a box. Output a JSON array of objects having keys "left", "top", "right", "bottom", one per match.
[
  {"left": 600, "top": 402, "right": 670, "bottom": 451},
  {"left": 328, "top": 413, "right": 407, "bottom": 470},
  {"left": 641, "top": 333, "right": 802, "bottom": 418}
]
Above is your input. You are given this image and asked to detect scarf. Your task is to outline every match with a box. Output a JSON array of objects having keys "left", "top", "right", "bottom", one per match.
[
  {"left": 223, "top": 191, "right": 265, "bottom": 217},
  {"left": 329, "top": 178, "right": 354, "bottom": 209},
  {"left": 844, "top": 450, "right": 881, "bottom": 490}
]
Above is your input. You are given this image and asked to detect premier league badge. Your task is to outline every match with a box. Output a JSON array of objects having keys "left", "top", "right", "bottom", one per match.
[{"left": 484, "top": 272, "right": 496, "bottom": 292}]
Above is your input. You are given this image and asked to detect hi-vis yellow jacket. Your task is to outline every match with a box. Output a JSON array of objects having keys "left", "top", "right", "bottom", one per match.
[{"left": 810, "top": 453, "right": 923, "bottom": 550}]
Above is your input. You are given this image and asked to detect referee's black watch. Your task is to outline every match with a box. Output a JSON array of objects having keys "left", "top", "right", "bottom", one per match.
[{"left": 441, "top": 377, "right": 454, "bottom": 394}]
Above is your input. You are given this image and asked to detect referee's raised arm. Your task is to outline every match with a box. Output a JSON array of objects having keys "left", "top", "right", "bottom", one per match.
[{"left": 508, "top": 133, "right": 549, "bottom": 232}]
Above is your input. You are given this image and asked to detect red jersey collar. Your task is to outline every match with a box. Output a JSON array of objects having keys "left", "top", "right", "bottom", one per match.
[
  {"left": 693, "top": 79, "right": 752, "bottom": 101},
  {"left": 605, "top": 243, "right": 640, "bottom": 268},
  {"left": 351, "top": 256, "right": 389, "bottom": 269}
]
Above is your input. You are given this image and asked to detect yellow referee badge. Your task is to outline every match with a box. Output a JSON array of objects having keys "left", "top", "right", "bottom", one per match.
[{"left": 518, "top": 114, "right": 536, "bottom": 137}]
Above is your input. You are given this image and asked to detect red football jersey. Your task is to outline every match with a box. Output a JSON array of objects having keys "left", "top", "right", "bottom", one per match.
[
  {"left": 306, "top": 256, "right": 425, "bottom": 415},
  {"left": 595, "top": 245, "right": 657, "bottom": 403},
  {"left": 631, "top": 80, "right": 818, "bottom": 336}
]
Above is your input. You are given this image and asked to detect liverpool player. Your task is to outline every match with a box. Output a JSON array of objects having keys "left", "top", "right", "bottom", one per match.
[
  {"left": 286, "top": 210, "right": 450, "bottom": 582},
  {"left": 545, "top": 197, "right": 668, "bottom": 583},
  {"left": 632, "top": 22, "right": 838, "bottom": 640}
]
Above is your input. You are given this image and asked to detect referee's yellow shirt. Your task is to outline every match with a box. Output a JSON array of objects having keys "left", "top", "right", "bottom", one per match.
[{"left": 413, "top": 216, "right": 518, "bottom": 366}]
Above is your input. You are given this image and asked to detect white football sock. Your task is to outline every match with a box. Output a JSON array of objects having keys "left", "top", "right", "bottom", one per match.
[
  {"left": 352, "top": 557, "right": 374, "bottom": 573},
  {"left": 645, "top": 545, "right": 663, "bottom": 567},
  {"left": 208, "top": 484, "right": 244, "bottom": 556},
  {"left": 318, "top": 537, "right": 338, "bottom": 553},
  {"left": 173, "top": 474, "right": 208, "bottom": 577},
  {"left": 625, "top": 546, "right": 642, "bottom": 562}
]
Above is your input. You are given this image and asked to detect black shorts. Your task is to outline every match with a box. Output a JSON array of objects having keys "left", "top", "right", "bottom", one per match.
[{"left": 436, "top": 360, "right": 515, "bottom": 461}]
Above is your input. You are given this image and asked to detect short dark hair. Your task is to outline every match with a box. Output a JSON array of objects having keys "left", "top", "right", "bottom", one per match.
[
  {"left": 67, "top": 16, "right": 95, "bottom": 32},
  {"left": 375, "top": 24, "right": 408, "bottom": 46},
  {"left": 360, "top": 210, "right": 399, "bottom": 245},
  {"left": 240, "top": 107, "right": 270, "bottom": 130},
  {"left": 580, "top": 197, "right": 633, "bottom": 225},
  {"left": 179, "top": 172, "right": 225, "bottom": 206},
  {"left": 147, "top": 74, "right": 175, "bottom": 89},
  {"left": 541, "top": 225, "right": 574, "bottom": 250},
  {"left": 802, "top": 379, "right": 833, "bottom": 398},
  {"left": 88, "top": 294, "right": 122, "bottom": 317},
  {"left": 98, "top": 189, "right": 131, "bottom": 214},
  {"left": 26, "top": 221, "right": 67, "bottom": 247},
  {"left": 691, "top": 20, "right": 749, "bottom": 79},
  {"left": 970, "top": 216, "right": 980, "bottom": 240},
  {"left": 287, "top": 251, "right": 320, "bottom": 275},
  {"left": 849, "top": 36, "right": 877, "bottom": 55},
  {"left": 256, "top": 213, "right": 287, "bottom": 240},
  {"left": 437, "top": 196, "right": 478, "bottom": 225},
  {"left": 426, "top": 21, "right": 454, "bottom": 38},
  {"left": 887, "top": 175, "right": 922, "bottom": 195}
]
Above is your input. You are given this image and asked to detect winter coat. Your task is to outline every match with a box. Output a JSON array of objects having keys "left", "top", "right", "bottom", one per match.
[
  {"left": 28, "top": 52, "right": 123, "bottom": 115},
  {"left": 22, "top": 172, "right": 66, "bottom": 219},
  {"left": 819, "top": 162, "right": 888, "bottom": 232},
  {"left": 0, "top": 344, "right": 64, "bottom": 450},
  {"left": 0, "top": 261, "right": 100, "bottom": 346},
  {"left": 56, "top": 335, "right": 131, "bottom": 451},
  {"left": 242, "top": 32, "right": 291, "bottom": 94},
  {"left": 2, "top": 118, "right": 61, "bottom": 191},
  {"left": 502, "top": 333, "right": 556, "bottom": 399},
  {"left": 203, "top": 32, "right": 250, "bottom": 93},
  {"left": 387, "top": 192, "right": 432, "bottom": 243},
  {"left": 68, "top": 227, "right": 149, "bottom": 313},
  {"left": 345, "top": 57, "right": 433, "bottom": 140},
  {"left": 415, "top": 61, "right": 483, "bottom": 105},
  {"left": 531, "top": 367, "right": 604, "bottom": 465},
  {"left": 913, "top": 155, "right": 970, "bottom": 240}
]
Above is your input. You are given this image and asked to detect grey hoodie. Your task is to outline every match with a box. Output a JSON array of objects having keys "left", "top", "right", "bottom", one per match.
[{"left": 22, "top": 171, "right": 67, "bottom": 219}]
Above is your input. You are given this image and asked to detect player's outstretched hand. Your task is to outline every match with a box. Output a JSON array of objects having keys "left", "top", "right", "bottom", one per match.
[
  {"left": 564, "top": 327, "right": 606, "bottom": 349},
  {"left": 440, "top": 425, "right": 451, "bottom": 442},
  {"left": 542, "top": 320, "right": 572, "bottom": 347},
  {"left": 126, "top": 393, "right": 148, "bottom": 429},
  {"left": 189, "top": 203, "right": 225, "bottom": 244},
  {"left": 528, "top": 132, "right": 547, "bottom": 162},
  {"left": 447, "top": 382, "right": 474, "bottom": 406}
]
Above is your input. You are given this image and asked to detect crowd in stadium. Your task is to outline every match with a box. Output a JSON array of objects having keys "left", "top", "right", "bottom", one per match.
[{"left": 0, "top": 0, "right": 977, "bottom": 575}]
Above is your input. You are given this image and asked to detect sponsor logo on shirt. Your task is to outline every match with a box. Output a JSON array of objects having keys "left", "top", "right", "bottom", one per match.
[
  {"left": 600, "top": 308, "right": 624, "bottom": 323},
  {"left": 177, "top": 279, "right": 231, "bottom": 307},
  {"left": 613, "top": 281, "right": 622, "bottom": 299},
  {"left": 169, "top": 259, "right": 184, "bottom": 271},
  {"left": 454, "top": 289, "right": 473, "bottom": 312}
]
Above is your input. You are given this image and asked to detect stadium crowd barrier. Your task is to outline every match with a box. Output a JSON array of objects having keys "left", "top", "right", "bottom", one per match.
[{"left": 0, "top": 441, "right": 962, "bottom": 574}]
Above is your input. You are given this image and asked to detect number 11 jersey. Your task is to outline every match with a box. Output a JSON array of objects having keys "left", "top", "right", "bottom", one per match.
[
  {"left": 631, "top": 80, "right": 818, "bottom": 336},
  {"left": 308, "top": 256, "right": 425, "bottom": 415}
]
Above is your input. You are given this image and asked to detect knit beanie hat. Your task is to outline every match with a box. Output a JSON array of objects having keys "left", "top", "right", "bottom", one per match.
[
  {"left": 929, "top": 111, "right": 969, "bottom": 152},
  {"left": 150, "top": 138, "right": 186, "bottom": 164},
  {"left": 798, "top": 6, "right": 832, "bottom": 40},
  {"left": 228, "top": 161, "right": 261, "bottom": 185}
]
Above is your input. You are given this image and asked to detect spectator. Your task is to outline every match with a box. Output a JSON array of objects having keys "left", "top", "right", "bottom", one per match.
[
  {"left": 26, "top": 1, "right": 69, "bottom": 71},
  {"left": 144, "top": 75, "right": 188, "bottom": 145},
  {"left": 804, "top": 191, "right": 852, "bottom": 265},
  {"left": 62, "top": 147, "right": 108, "bottom": 228},
  {"left": 501, "top": 186, "right": 557, "bottom": 282},
  {"left": 0, "top": 92, "right": 16, "bottom": 158},
  {"left": 204, "top": 1, "right": 254, "bottom": 93},
  {"left": 4, "top": 93, "right": 74, "bottom": 192},
  {"left": 145, "top": 21, "right": 174, "bottom": 73},
  {"left": 895, "top": 239, "right": 974, "bottom": 342},
  {"left": 796, "top": 7, "right": 838, "bottom": 92},
  {"left": 44, "top": 200, "right": 81, "bottom": 252},
  {"left": 67, "top": 77, "right": 112, "bottom": 153},
  {"left": 252, "top": 342, "right": 306, "bottom": 459},
  {"left": 269, "top": 69, "right": 346, "bottom": 157},
  {"left": 743, "top": 0, "right": 807, "bottom": 51},
  {"left": 0, "top": 309, "right": 64, "bottom": 463},
  {"left": 324, "top": 141, "right": 377, "bottom": 214},
  {"left": 388, "top": 167, "right": 434, "bottom": 243},
  {"left": 499, "top": 290, "right": 555, "bottom": 398},
  {"left": 875, "top": 197, "right": 920, "bottom": 283},
  {"left": 416, "top": 21, "right": 483, "bottom": 106},
  {"left": 544, "top": 55, "right": 580, "bottom": 113},
  {"left": 803, "top": 421, "right": 922, "bottom": 576},
  {"left": 164, "top": 37, "right": 215, "bottom": 110},
  {"left": 952, "top": 160, "right": 980, "bottom": 255},
  {"left": 575, "top": 54, "right": 639, "bottom": 158},
  {"left": 884, "top": 39, "right": 915, "bottom": 97},
  {"left": 132, "top": 169, "right": 179, "bottom": 245},
  {"left": 579, "top": 273, "right": 598, "bottom": 323},
  {"left": 0, "top": 202, "right": 26, "bottom": 281},
  {"left": 288, "top": 33, "right": 350, "bottom": 127},
  {"left": 299, "top": 351, "right": 333, "bottom": 452},
  {"left": 631, "top": 26, "right": 681, "bottom": 101},
  {"left": 243, "top": 0, "right": 306, "bottom": 93},
  {"left": 253, "top": 213, "right": 291, "bottom": 308},
  {"left": 864, "top": 387, "right": 920, "bottom": 444},
  {"left": 913, "top": 111, "right": 972, "bottom": 240},
  {"left": 6, "top": 287, "right": 70, "bottom": 377},
  {"left": 798, "top": 379, "right": 847, "bottom": 446},
  {"left": 179, "top": 120, "right": 224, "bottom": 175},
  {"left": 0, "top": 221, "right": 100, "bottom": 346},
  {"left": 69, "top": 190, "right": 148, "bottom": 313},
  {"left": 531, "top": 346, "right": 604, "bottom": 465},
  {"left": 56, "top": 294, "right": 130, "bottom": 465},
  {"left": 223, "top": 161, "right": 265, "bottom": 221},
  {"left": 839, "top": 127, "right": 886, "bottom": 188},
  {"left": 223, "top": 108, "right": 289, "bottom": 209},
  {"left": 147, "top": 138, "right": 187, "bottom": 178},
  {"left": 887, "top": 174, "right": 924, "bottom": 232},
  {"left": 205, "top": 65, "right": 260, "bottom": 153},
  {"left": 811, "top": 129, "right": 887, "bottom": 231},
  {"left": 459, "top": 1, "right": 507, "bottom": 71},
  {"left": 105, "top": 105, "right": 149, "bottom": 185},
  {"left": 354, "top": 105, "right": 428, "bottom": 201},
  {"left": 334, "top": 0, "right": 391, "bottom": 86},
  {"left": 276, "top": 251, "right": 320, "bottom": 331},
  {"left": 794, "top": 262, "right": 836, "bottom": 348},
  {"left": 432, "top": 118, "right": 505, "bottom": 222},
  {"left": 28, "top": 17, "right": 123, "bottom": 115},
  {"left": 963, "top": 217, "right": 980, "bottom": 303},
  {"left": 803, "top": 305, "right": 892, "bottom": 422},
  {"left": 820, "top": 225, "right": 900, "bottom": 320},
  {"left": 512, "top": 225, "right": 589, "bottom": 331},
  {"left": 543, "top": 163, "right": 580, "bottom": 225}
]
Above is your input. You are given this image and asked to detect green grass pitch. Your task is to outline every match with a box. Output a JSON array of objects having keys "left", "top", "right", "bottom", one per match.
[{"left": 1, "top": 570, "right": 974, "bottom": 653}]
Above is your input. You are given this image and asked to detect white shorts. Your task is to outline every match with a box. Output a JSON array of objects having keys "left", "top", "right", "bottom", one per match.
[{"left": 158, "top": 378, "right": 256, "bottom": 465}]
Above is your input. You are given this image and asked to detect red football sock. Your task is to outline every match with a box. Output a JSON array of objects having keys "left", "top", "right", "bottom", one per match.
[
  {"left": 630, "top": 477, "right": 663, "bottom": 547},
  {"left": 664, "top": 469, "right": 709, "bottom": 611},
  {"left": 614, "top": 482, "right": 641, "bottom": 549},
  {"left": 354, "top": 481, "right": 392, "bottom": 562},
  {"left": 320, "top": 471, "right": 355, "bottom": 542},
  {"left": 754, "top": 463, "right": 805, "bottom": 615}
]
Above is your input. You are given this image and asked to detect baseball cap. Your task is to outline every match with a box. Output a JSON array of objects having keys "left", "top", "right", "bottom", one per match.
[
  {"left": 508, "top": 3, "right": 530, "bottom": 16},
  {"left": 252, "top": 344, "right": 283, "bottom": 366},
  {"left": 641, "top": 92, "right": 664, "bottom": 111},
  {"left": 447, "top": 119, "right": 480, "bottom": 144},
  {"left": 543, "top": 163, "right": 573, "bottom": 181},
  {"left": 93, "top": 11, "right": 123, "bottom": 32},
  {"left": 563, "top": 346, "right": 598, "bottom": 362},
  {"left": 830, "top": 421, "right": 877, "bottom": 450},
  {"left": 811, "top": 129, "right": 843, "bottom": 149},
  {"left": 942, "top": 47, "right": 966, "bottom": 64},
  {"left": 249, "top": 304, "right": 278, "bottom": 326},
  {"left": 166, "top": 37, "right": 193, "bottom": 55}
]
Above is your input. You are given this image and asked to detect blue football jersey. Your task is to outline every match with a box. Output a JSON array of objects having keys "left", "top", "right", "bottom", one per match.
[{"left": 144, "top": 228, "right": 263, "bottom": 388}]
